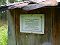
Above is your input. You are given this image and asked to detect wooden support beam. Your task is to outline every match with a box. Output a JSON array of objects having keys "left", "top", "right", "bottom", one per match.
[{"left": 7, "top": 10, "right": 16, "bottom": 45}]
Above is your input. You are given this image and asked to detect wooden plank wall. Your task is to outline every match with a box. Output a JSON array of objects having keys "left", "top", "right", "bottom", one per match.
[
  {"left": 9, "top": 7, "right": 57, "bottom": 45},
  {"left": 54, "top": 8, "right": 60, "bottom": 45}
]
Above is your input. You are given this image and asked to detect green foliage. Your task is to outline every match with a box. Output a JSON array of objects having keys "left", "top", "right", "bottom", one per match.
[
  {"left": 0, "top": 0, "right": 6, "bottom": 5},
  {"left": 15, "top": 0, "right": 23, "bottom": 2},
  {"left": 0, "top": 23, "right": 8, "bottom": 45}
]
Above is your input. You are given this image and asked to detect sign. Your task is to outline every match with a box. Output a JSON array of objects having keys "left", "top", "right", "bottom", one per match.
[{"left": 20, "top": 14, "right": 44, "bottom": 34}]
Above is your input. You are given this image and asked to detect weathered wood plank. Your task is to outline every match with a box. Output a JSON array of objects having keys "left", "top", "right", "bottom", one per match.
[
  {"left": 9, "top": 7, "right": 58, "bottom": 45},
  {"left": 54, "top": 8, "right": 60, "bottom": 45},
  {"left": 7, "top": 10, "right": 16, "bottom": 45},
  {"left": 13, "top": 7, "right": 54, "bottom": 45}
]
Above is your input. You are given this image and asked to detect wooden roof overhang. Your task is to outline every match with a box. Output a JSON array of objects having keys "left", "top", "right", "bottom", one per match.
[
  {"left": 0, "top": 1, "right": 59, "bottom": 13},
  {"left": 9, "top": 6, "right": 57, "bottom": 15}
]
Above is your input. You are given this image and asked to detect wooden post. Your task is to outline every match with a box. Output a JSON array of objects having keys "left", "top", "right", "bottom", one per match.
[{"left": 7, "top": 10, "right": 16, "bottom": 45}]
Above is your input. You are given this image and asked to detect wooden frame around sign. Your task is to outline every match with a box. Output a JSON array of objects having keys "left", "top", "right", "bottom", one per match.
[{"left": 20, "top": 14, "right": 44, "bottom": 34}]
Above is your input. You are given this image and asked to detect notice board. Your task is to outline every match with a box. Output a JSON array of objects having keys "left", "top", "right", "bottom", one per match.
[{"left": 20, "top": 14, "right": 44, "bottom": 34}]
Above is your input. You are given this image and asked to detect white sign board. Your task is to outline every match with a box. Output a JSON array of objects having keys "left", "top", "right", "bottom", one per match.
[{"left": 20, "top": 14, "right": 44, "bottom": 34}]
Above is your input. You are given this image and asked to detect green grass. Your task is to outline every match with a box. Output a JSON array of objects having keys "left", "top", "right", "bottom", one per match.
[{"left": 0, "top": 21, "right": 8, "bottom": 45}]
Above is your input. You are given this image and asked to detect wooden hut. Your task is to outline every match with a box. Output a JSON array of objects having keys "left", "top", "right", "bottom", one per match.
[{"left": 7, "top": 2, "right": 60, "bottom": 45}]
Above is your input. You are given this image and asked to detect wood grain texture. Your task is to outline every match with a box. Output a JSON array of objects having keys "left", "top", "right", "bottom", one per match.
[
  {"left": 54, "top": 8, "right": 60, "bottom": 45},
  {"left": 9, "top": 7, "right": 58, "bottom": 45},
  {"left": 7, "top": 10, "right": 16, "bottom": 45}
]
